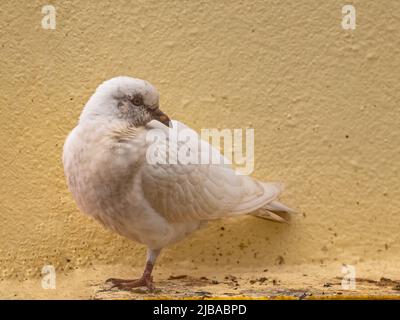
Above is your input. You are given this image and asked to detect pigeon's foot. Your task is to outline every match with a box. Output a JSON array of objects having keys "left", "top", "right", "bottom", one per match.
[
  {"left": 105, "top": 249, "right": 160, "bottom": 292},
  {"left": 106, "top": 276, "right": 155, "bottom": 291}
]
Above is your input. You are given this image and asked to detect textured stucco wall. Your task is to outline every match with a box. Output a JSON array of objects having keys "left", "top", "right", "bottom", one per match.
[{"left": 1, "top": 0, "right": 399, "bottom": 280}]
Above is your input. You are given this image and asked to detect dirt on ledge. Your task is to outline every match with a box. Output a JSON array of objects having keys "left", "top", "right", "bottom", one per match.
[{"left": 1, "top": 262, "right": 400, "bottom": 300}]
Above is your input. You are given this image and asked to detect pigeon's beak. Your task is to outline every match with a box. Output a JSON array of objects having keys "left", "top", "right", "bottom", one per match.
[{"left": 152, "top": 108, "right": 172, "bottom": 128}]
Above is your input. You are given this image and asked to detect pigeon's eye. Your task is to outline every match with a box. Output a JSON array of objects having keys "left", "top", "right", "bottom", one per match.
[{"left": 131, "top": 95, "right": 143, "bottom": 106}]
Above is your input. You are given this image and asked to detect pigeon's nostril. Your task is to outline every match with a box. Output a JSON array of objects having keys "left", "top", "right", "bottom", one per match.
[{"left": 153, "top": 109, "right": 171, "bottom": 127}]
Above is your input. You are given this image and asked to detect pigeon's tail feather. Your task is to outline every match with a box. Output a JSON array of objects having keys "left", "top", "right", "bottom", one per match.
[
  {"left": 252, "top": 208, "right": 289, "bottom": 224},
  {"left": 252, "top": 200, "right": 297, "bottom": 224},
  {"left": 229, "top": 182, "right": 283, "bottom": 215},
  {"left": 229, "top": 180, "right": 296, "bottom": 223},
  {"left": 265, "top": 200, "right": 298, "bottom": 215}
]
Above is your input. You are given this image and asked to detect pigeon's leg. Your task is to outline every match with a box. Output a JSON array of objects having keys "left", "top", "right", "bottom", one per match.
[{"left": 106, "top": 248, "right": 161, "bottom": 291}]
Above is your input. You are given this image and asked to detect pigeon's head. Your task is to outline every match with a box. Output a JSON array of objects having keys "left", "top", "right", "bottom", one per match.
[{"left": 80, "top": 76, "right": 171, "bottom": 127}]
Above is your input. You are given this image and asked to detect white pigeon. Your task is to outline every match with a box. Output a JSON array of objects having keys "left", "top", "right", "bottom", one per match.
[{"left": 63, "top": 76, "right": 296, "bottom": 291}]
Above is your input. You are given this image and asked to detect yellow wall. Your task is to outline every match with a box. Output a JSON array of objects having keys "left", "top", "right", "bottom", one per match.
[{"left": 1, "top": 0, "right": 399, "bottom": 280}]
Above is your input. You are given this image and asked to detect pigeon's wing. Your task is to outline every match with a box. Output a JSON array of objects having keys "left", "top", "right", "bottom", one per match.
[{"left": 140, "top": 120, "right": 282, "bottom": 223}]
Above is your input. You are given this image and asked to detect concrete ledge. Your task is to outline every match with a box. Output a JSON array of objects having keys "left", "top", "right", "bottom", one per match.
[{"left": 2, "top": 263, "right": 399, "bottom": 299}]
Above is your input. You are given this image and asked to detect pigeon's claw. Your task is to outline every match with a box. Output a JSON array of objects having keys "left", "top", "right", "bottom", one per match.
[
  {"left": 106, "top": 276, "right": 155, "bottom": 292},
  {"left": 105, "top": 249, "right": 159, "bottom": 292}
]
